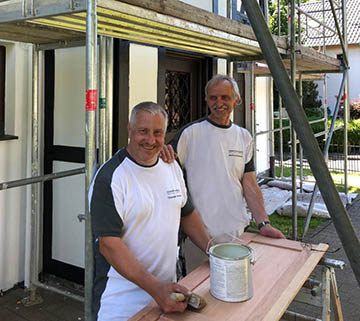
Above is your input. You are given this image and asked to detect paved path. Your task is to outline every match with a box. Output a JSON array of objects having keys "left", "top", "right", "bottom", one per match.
[{"left": 289, "top": 194, "right": 360, "bottom": 320}]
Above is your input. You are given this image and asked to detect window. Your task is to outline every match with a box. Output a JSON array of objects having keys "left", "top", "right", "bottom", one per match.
[{"left": 0, "top": 44, "right": 17, "bottom": 140}]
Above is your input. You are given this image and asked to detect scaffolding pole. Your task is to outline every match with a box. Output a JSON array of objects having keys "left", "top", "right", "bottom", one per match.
[
  {"left": 303, "top": 69, "right": 348, "bottom": 237},
  {"left": 0, "top": 168, "right": 85, "bottom": 190},
  {"left": 99, "top": 35, "right": 107, "bottom": 165},
  {"left": 342, "top": 0, "right": 349, "bottom": 197},
  {"left": 241, "top": 0, "right": 360, "bottom": 287},
  {"left": 27, "top": 45, "right": 42, "bottom": 306},
  {"left": 85, "top": 1, "right": 97, "bottom": 320},
  {"left": 290, "top": 0, "right": 298, "bottom": 240},
  {"left": 106, "top": 37, "right": 114, "bottom": 159}
]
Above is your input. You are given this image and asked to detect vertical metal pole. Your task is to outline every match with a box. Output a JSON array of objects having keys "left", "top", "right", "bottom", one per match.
[
  {"left": 106, "top": 37, "right": 113, "bottom": 159},
  {"left": 269, "top": 78, "right": 275, "bottom": 177},
  {"left": 85, "top": 1, "right": 97, "bottom": 320},
  {"left": 99, "top": 36, "right": 106, "bottom": 165},
  {"left": 290, "top": 0, "right": 297, "bottom": 240},
  {"left": 298, "top": 0, "right": 303, "bottom": 193},
  {"left": 241, "top": 0, "right": 360, "bottom": 287},
  {"left": 277, "top": 0, "right": 283, "bottom": 178},
  {"left": 226, "top": 1, "right": 232, "bottom": 96},
  {"left": 29, "top": 45, "right": 40, "bottom": 303},
  {"left": 250, "top": 62, "right": 256, "bottom": 168},
  {"left": 342, "top": 0, "right": 349, "bottom": 197},
  {"left": 279, "top": 95, "right": 284, "bottom": 177},
  {"left": 298, "top": 74, "right": 303, "bottom": 193}
]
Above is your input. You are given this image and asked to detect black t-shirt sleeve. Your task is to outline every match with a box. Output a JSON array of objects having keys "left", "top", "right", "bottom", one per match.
[
  {"left": 91, "top": 173, "right": 123, "bottom": 237},
  {"left": 181, "top": 192, "right": 195, "bottom": 217},
  {"left": 244, "top": 156, "right": 255, "bottom": 173}
]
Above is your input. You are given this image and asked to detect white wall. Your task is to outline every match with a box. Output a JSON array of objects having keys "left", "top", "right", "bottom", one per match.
[
  {"left": 51, "top": 47, "right": 86, "bottom": 268},
  {"left": 180, "top": 0, "right": 212, "bottom": 12},
  {"left": 0, "top": 42, "right": 31, "bottom": 291},
  {"left": 179, "top": 0, "right": 227, "bottom": 16},
  {"left": 129, "top": 44, "right": 158, "bottom": 114},
  {"left": 255, "top": 76, "right": 271, "bottom": 174},
  {"left": 317, "top": 46, "right": 360, "bottom": 115}
]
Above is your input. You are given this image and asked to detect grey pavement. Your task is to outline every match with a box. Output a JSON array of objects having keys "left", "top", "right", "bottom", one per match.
[
  {"left": 289, "top": 194, "right": 360, "bottom": 320},
  {"left": 0, "top": 195, "right": 359, "bottom": 321}
]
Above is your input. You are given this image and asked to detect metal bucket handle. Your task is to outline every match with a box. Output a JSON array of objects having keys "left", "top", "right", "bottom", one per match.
[{"left": 206, "top": 232, "right": 256, "bottom": 265}]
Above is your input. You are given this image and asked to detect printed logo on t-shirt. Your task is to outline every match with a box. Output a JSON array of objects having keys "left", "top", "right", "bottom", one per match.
[
  {"left": 228, "top": 150, "right": 243, "bottom": 157},
  {"left": 167, "top": 189, "right": 182, "bottom": 199}
]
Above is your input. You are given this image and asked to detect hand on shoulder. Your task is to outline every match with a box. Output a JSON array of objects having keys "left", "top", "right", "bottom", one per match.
[{"left": 160, "top": 144, "right": 177, "bottom": 163}]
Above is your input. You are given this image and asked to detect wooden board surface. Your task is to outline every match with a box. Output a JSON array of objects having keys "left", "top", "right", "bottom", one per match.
[{"left": 130, "top": 233, "right": 328, "bottom": 321}]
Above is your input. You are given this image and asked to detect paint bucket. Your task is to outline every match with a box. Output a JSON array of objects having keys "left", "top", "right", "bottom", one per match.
[{"left": 209, "top": 243, "right": 254, "bottom": 302}]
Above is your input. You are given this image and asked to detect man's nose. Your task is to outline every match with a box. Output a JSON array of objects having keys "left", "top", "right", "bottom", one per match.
[
  {"left": 216, "top": 97, "right": 223, "bottom": 106},
  {"left": 146, "top": 132, "right": 155, "bottom": 145}
]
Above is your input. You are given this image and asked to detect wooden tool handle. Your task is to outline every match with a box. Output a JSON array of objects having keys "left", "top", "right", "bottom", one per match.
[{"left": 170, "top": 292, "right": 186, "bottom": 302}]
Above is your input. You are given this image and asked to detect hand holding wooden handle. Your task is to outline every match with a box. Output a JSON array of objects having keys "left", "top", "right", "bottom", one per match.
[{"left": 170, "top": 292, "right": 186, "bottom": 302}]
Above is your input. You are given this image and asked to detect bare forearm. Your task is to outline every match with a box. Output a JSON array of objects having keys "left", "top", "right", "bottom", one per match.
[
  {"left": 242, "top": 173, "right": 268, "bottom": 224},
  {"left": 242, "top": 173, "right": 285, "bottom": 239},
  {"left": 99, "top": 236, "right": 158, "bottom": 294},
  {"left": 99, "top": 236, "right": 191, "bottom": 313}
]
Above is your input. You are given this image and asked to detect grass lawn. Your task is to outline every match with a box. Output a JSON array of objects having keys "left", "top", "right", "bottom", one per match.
[{"left": 263, "top": 167, "right": 360, "bottom": 238}]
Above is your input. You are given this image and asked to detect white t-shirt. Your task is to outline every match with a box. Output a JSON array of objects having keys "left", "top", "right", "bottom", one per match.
[
  {"left": 171, "top": 117, "right": 254, "bottom": 238},
  {"left": 89, "top": 148, "right": 193, "bottom": 321}
]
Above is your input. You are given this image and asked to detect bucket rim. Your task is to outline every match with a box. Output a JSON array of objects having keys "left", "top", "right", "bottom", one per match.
[{"left": 209, "top": 242, "right": 253, "bottom": 260}]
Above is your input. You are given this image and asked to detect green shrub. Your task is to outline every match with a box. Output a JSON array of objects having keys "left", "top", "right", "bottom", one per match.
[
  {"left": 329, "top": 119, "right": 360, "bottom": 148},
  {"left": 274, "top": 116, "right": 326, "bottom": 151}
]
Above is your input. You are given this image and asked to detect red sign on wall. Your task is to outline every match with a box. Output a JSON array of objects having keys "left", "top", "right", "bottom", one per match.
[{"left": 86, "top": 89, "right": 98, "bottom": 111}]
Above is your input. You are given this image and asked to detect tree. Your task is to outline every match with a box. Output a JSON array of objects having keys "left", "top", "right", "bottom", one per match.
[{"left": 268, "top": 0, "right": 312, "bottom": 37}]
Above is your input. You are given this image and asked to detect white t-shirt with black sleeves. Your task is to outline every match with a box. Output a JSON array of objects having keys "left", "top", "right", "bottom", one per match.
[{"left": 89, "top": 148, "right": 193, "bottom": 321}]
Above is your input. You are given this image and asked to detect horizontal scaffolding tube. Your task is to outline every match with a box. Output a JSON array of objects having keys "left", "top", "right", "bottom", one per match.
[{"left": 0, "top": 168, "right": 85, "bottom": 190}]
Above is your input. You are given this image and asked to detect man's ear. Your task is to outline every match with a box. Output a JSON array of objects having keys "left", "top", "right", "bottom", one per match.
[
  {"left": 234, "top": 97, "right": 240, "bottom": 107},
  {"left": 127, "top": 123, "right": 131, "bottom": 135}
]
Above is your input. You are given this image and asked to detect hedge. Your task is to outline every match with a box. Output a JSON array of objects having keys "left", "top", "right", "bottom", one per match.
[{"left": 274, "top": 118, "right": 360, "bottom": 151}]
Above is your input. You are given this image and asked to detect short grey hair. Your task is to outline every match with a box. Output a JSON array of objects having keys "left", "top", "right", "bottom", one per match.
[
  {"left": 129, "top": 101, "right": 168, "bottom": 129},
  {"left": 205, "top": 74, "right": 241, "bottom": 103}
]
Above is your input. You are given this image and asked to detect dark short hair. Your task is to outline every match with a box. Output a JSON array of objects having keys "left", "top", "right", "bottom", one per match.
[
  {"left": 205, "top": 74, "right": 241, "bottom": 104},
  {"left": 129, "top": 101, "right": 168, "bottom": 128}
]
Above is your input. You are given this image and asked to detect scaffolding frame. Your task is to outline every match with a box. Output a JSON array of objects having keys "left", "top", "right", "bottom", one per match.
[
  {"left": 249, "top": 0, "right": 351, "bottom": 239},
  {"left": 0, "top": 1, "right": 359, "bottom": 320}
]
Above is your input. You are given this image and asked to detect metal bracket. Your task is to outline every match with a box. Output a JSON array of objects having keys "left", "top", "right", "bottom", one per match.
[{"left": 77, "top": 214, "right": 86, "bottom": 222}]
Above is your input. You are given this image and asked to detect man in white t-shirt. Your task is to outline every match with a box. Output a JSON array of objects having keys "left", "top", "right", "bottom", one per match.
[
  {"left": 89, "top": 102, "right": 210, "bottom": 321},
  {"left": 161, "top": 75, "right": 285, "bottom": 272}
]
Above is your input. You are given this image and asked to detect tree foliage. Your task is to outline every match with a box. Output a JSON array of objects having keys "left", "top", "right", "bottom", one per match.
[{"left": 268, "top": 0, "right": 312, "bottom": 36}]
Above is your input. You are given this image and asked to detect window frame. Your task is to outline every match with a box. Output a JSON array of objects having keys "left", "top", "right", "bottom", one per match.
[
  {"left": 0, "top": 44, "right": 18, "bottom": 141},
  {"left": 0, "top": 45, "right": 5, "bottom": 137}
]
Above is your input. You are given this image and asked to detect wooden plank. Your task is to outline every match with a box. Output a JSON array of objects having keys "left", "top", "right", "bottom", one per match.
[
  {"left": 129, "top": 303, "right": 162, "bottom": 321},
  {"left": 330, "top": 268, "right": 344, "bottom": 321},
  {"left": 108, "top": 0, "right": 259, "bottom": 42},
  {"left": 128, "top": 232, "right": 329, "bottom": 321},
  {"left": 263, "top": 243, "right": 328, "bottom": 321},
  {"left": 178, "top": 262, "right": 210, "bottom": 291},
  {"left": 249, "top": 234, "right": 304, "bottom": 251}
]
